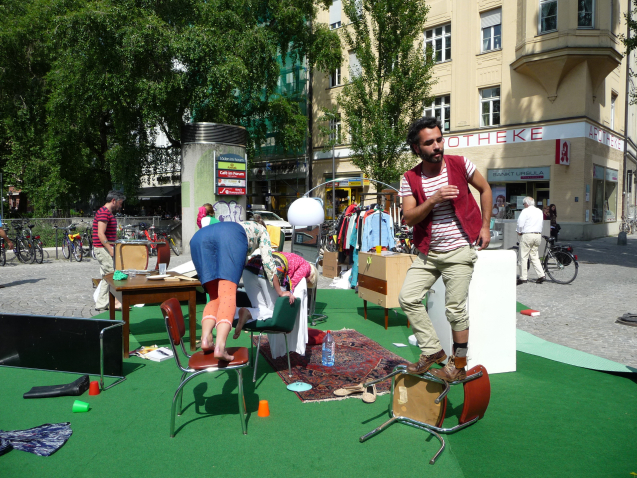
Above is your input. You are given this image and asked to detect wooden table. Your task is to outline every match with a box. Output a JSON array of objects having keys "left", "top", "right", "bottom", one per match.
[{"left": 104, "top": 272, "right": 201, "bottom": 358}]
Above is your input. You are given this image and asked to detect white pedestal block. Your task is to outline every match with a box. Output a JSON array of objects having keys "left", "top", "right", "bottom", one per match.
[{"left": 427, "top": 249, "right": 517, "bottom": 374}]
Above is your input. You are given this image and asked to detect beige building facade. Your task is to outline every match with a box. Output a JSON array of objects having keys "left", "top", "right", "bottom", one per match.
[{"left": 313, "top": 0, "right": 637, "bottom": 239}]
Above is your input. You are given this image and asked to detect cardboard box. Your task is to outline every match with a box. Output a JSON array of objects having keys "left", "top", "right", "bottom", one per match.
[{"left": 322, "top": 251, "right": 339, "bottom": 278}]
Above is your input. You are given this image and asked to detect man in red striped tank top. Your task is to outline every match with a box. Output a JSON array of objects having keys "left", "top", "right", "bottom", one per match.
[
  {"left": 398, "top": 117, "right": 492, "bottom": 381},
  {"left": 93, "top": 190, "right": 126, "bottom": 311}
]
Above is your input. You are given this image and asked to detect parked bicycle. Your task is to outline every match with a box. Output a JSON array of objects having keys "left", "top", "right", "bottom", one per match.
[
  {"left": 22, "top": 222, "right": 44, "bottom": 264},
  {"left": 0, "top": 237, "right": 5, "bottom": 266},
  {"left": 138, "top": 223, "right": 159, "bottom": 256},
  {"left": 511, "top": 235, "right": 578, "bottom": 284},
  {"left": 10, "top": 222, "right": 33, "bottom": 263},
  {"left": 79, "top": 221, "right": 96, "bottom": 259},
  {"left": 319, "top": 220, "right": 338, "bottom": 253},
  {"left": 394, "top": 227, "right": 417, "bottom": 255},
  {"left": 154, "top": 225, "right": 180, "bottom": 256},
  {"left": 55, "top": 224, "right": 83, "bottom": 262}
]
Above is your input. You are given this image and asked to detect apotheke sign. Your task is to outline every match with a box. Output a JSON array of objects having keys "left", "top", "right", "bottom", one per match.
[{"left": 445, "top": 121, "right": 624, "bottom": 152}]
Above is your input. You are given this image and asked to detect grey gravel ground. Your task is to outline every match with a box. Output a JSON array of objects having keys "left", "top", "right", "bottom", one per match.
[{"left": 1, "top": 235, "right": 636, "bottom": 367}]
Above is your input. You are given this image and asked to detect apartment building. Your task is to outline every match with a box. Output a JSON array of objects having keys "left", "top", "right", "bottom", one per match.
[{"left": 314, "top": 0, "right": 637, "bottom": 239}]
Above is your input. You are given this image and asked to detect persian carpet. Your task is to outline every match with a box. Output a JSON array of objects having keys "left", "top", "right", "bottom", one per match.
[{"left": 251, "top": 329, "right": 408, "bottom": 402}]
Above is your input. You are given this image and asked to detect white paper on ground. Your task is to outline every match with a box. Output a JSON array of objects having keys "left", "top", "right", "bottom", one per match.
[{"left": 393, "top": 343, "right": 407, "bottom": 347}]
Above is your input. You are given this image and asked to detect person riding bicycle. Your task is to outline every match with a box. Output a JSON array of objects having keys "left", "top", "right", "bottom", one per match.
[{"left": 93, "top": 191, "right": 126, "bottom": 311}]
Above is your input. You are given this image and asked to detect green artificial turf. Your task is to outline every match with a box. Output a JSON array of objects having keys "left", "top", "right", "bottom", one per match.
[{"left": 1, "top": 290, "right": 636, "bottom": 478}]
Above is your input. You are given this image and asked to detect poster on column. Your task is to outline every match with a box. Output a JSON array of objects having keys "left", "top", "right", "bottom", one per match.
[
  {"left": 215, "top": 153, "right": 247, "bottom": 196},
  {"left": 555, "top": 139, "right": 570, "bottom": 165}
]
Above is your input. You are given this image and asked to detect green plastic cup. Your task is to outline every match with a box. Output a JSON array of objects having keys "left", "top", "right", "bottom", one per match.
[{"left": 72, "top": 400, "right": 90, "bottom": 413}]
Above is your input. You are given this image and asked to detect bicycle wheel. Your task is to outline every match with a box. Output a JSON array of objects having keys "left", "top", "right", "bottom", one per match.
[
  {"left": 90, "top": 243, "right": 96, "bottom": 259},
  {"left": 0, "top": 242, "right": 5, "bottom": 266},
  {"left": 73, "top": 239, "right": 83, "bottom": 262},
  {"left": 62, "top": 238, "right": 70, "bottom": 259},
  {"left": 169, "top": 237, "right": 180, "bottom": 256},
  {"left": 33, "top": 240, "right": 44, "bottom": 264},
  {"left": 18, "top": 238, "right": 32, "bottom": 263},
  {"left": 543, "top": 250, "right": 578, "bottom": 284}
]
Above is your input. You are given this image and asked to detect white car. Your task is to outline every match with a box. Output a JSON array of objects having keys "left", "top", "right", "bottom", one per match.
[{"left": 247, "top": 211, "right": 293, "bottom": 239}]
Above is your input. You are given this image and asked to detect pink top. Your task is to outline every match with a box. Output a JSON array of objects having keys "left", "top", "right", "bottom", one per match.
[{"left": 282, "top": 253, "right": 311, "bottom": 292}]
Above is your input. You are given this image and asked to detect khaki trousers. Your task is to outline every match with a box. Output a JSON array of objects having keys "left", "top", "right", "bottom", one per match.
[
  {"left": 519, "top": 234, "right": 544, "bottom": 280},
  {"left": 398, "top": 245, "right": 478, "bottom": 355},
  {"left": 95, "top": 247, "right": 114, "bottom": 309}
]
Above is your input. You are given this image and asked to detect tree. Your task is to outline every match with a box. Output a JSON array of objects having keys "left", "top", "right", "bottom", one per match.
[
  {"left": 320, "top": 0, "right": 435, "bottom": 186},
  {"left": 0, "top": 0, "right": 341, "bottom": 214}
]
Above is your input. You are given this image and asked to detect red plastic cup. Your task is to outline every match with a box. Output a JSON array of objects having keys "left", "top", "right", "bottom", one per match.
[{"left": 89, "top": 381, "right": 101, "bottom": 396}]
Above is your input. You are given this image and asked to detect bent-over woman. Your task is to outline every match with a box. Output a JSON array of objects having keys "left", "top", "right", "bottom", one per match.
[{"left": 189, "top": 216, "right": 277, "bottom": 361}]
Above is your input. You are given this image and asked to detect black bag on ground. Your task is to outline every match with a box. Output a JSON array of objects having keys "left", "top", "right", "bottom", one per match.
[{"left": 23, "top": 375, "right": 90, "bottom": 399}]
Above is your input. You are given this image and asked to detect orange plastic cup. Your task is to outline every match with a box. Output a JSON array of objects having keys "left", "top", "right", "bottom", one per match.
[
  {"left": 89, "top": 381, "right": 101, "bottom": 396},
  {"left": 257, "top": 400, "right": 270, "bottom": 417}
]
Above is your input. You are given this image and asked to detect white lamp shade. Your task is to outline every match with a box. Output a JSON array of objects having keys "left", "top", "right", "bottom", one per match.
[{"left": 287, "top": 197, "right": 325, "bottom": 226}]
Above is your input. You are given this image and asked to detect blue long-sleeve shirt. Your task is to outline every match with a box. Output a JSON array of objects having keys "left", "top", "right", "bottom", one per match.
[{"left": 361, "top": 212, "right": 394, "bottom": 252}]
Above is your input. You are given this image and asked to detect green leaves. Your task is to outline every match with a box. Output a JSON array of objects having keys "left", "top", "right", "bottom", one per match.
[
  {"left": 326, "top": 0, "right": 434, "bottom": 185},
  {"left": 0, "top": 0, "right": 341, "bottom": 214}
]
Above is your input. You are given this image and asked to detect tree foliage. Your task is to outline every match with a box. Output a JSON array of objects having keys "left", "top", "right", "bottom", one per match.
[
  {"left": 321, "top": 0, "right": 434, "bottom": 185},
  {"left": 0, "top": 0, "right": 340, "bottom": 214}
]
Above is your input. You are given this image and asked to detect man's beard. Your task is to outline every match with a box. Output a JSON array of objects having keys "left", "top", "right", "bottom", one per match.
[{"left": 420, "top": 148, "right": 444, "bottom": 163}]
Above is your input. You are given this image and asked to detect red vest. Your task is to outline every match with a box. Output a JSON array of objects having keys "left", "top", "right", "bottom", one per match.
[{"left": 404, "top": 155, "right": 482, "bottom": 255}]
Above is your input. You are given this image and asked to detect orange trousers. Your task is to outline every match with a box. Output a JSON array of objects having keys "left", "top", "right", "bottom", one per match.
[{"left": 202, "top": 279, "right": 237, "bottom": 327}]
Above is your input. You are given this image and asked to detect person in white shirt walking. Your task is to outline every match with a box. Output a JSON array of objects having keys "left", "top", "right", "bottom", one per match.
[{"left": 516, "top": 197, "right": 546, "bottom": 285}]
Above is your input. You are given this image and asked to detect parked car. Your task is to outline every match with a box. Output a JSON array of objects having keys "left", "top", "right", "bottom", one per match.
[{"left": 247, "top": 210, "right": 293, "bottom": 239}]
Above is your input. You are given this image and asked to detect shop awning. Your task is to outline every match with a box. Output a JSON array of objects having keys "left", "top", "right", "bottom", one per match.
[{"left": 137, "top": 186, "right": 181, "bottom": 200}]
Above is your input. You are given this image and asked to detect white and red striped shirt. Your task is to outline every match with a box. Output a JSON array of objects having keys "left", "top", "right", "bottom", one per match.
[{"left": 399, "top": 157, "right": 477, "bottom": 252}]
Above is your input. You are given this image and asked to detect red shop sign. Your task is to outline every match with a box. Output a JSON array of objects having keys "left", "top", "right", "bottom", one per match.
[
  {"left": 218, "top": 170, "right": 246, "bottom": 179},
  {"left": 217, "top": 187, "right": 246, "bottom": 196}
]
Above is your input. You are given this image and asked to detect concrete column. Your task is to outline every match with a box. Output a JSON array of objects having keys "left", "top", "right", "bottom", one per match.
[{"left": 181, "top": 123, "right": 247, "bottom": 255}]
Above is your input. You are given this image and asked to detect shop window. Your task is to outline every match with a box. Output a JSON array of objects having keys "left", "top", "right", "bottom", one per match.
[
  {"left": 480, "top": 87, "right": 500, "bottom": 127},
  {"left": 329, "top": 0, "right": 341, "bottom": 29},
  {"left": 592, "top": 165, "right": 618, "bottom": 223},
  {"left": 481, "top": 9, "right": 502, "bottom": 53},
  {"left": 330, "top": 66, "right": 341, "bottom": 87},
  {"left": 424, "top": 95, "right": 451, "bottom": 132},
  {"left": 539, "top": 0, "right": 557, "bottom": 34},
  {"left": 329, "top": 114, "right": 342, "bottom": 143},
  {"left": 425, "top": 24, "right": 451, "bottom": 63},
  {"left": 578, "top": 0, "right": 594, "bottom": 28}
]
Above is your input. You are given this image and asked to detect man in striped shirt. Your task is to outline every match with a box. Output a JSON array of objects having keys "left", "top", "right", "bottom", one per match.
[
  {"left": 398, "top": 117, "right": 492, "bottom": 382},
  {"left": 93, "top": 190, "right": 126, "bottom": 311}
]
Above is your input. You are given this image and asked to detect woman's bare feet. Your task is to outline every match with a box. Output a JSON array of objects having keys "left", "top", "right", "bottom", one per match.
[
  {"left": 232, "top": 308, "right": 252, "bottom": 339},
  {"left": 214, "top": 342, "right": 234, "bottom": 361},
  {"left": 200, "top": 317, "right": 216, "bottom": 352},
  {"left": 201, "top": 332, "right": 214, "bottom": 352}
]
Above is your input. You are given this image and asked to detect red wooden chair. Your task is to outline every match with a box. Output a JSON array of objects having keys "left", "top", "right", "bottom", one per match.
[{"left": 160, "top": 298, "right": 249, "bottom": 437}]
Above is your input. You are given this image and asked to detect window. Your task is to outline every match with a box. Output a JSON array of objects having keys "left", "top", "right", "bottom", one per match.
[
  {"left": 349, "top": 51, "right": 361, "bottom": 79},
  {"left": 424, "top": 96, "right": 451, "bottom": 132},
  {"left": 330, "top": 67, "right": 341, "bottom": 87},
  {"left": 539, "top": 0, "right": 557, "bottom": 34},
  {"left": 481, "top": 9, "right": 502, "bottom": 52},
  {"left": 610, "top": 93, "right": 617, "bottom": 130},
  {"left": 578, "top": 0, "right": 594, "bottom": 28},
  {"left": 480, "top": 87, "right": 500, "bottom": 127},
  {"left": 329, "top": 114, "right": 342, "bottom": 143},
  {"left": 592, "top": 165, "right": 618, "bottom": 223},
  {"left": 329, "top": 0, "right": 341, "bottom": 29},
  {"left": 425, "top": 24, "right": 451, "bottom": 63}
]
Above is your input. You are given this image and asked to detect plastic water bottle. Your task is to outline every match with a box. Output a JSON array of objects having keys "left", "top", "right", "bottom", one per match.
[{"left": 322, "top": 330, "right": 335, "bottom": 366}]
